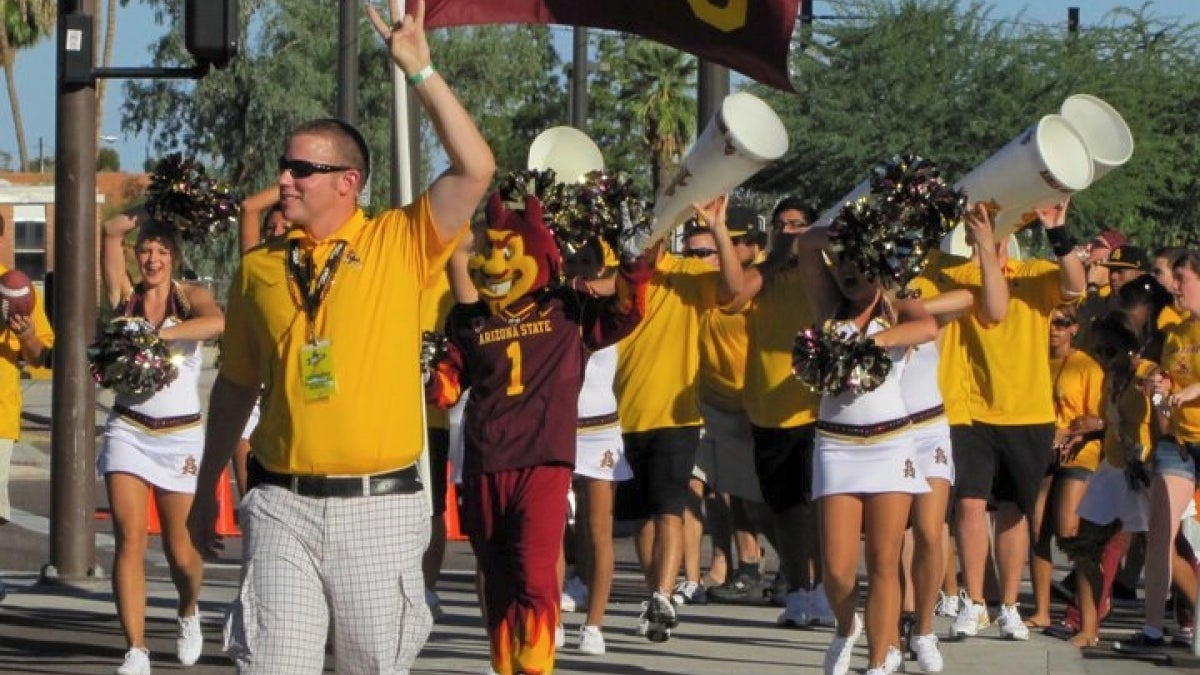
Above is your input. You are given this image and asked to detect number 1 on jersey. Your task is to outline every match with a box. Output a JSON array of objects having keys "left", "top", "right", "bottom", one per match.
[{"left": 505, "top": 341, "right": 525, "bottom": 396}]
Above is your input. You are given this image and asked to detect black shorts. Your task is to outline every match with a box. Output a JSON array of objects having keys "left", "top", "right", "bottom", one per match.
[
  {"left": 427, "top": 427, "right": 450, "bottom": 517},
  {"left": 751, "top": 423, "right": 815, "bottom": 513},
  {"left": 615, "top": 426, "right": 701, "bottom": 520},
  {"left": 952, "top": 422, "right": 1054, "bottom": 518}
]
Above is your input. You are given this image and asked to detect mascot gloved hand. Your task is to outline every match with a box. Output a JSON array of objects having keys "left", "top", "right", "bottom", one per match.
[{"left": 476, "top": 192, "right": 562, "bottom": 316}]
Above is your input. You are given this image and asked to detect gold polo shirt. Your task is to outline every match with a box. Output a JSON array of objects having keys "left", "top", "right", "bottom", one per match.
[{"left": 221, "top": 195, "right": 461, "bottom": 474}]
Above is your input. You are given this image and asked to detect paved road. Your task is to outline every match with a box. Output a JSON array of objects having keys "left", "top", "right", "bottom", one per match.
[{"left": 3, "top": 374, "right": 1197, "bottom": 674}]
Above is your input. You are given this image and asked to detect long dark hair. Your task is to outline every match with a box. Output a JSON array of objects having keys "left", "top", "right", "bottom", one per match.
[
  {"left": 1117, "top": 273, "right": 1173, "bottom": 361},
  {"left": 1089, "top": 310, "right": 1141, "bottom": 404}
]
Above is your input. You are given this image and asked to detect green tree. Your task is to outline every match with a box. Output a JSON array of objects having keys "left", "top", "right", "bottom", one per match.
[
  {"left": 1, "top": 0, "right": 56, "bottom": 171},
  {"left": 97, "top": 147, "right": 121, "bottom": 171},
  {"left": 748, "top": 0, "right": 1200, "bottom": 248},
  {"left": 617, "top": 40, "right": 696, "bottom": 194}
]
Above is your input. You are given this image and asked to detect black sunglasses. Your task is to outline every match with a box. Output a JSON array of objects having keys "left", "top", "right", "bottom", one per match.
[
  {"left": 683, "top": 248, "right": 719, "bottom": 258},
  {"left": 1050, "top": 318, "right": 1075, "bottom": 328},
  {"left": 774, "top": 218, "right": 808, "bottom": 229},
  {"left": 278, "top": 156, "right": 352, "bottom": 178}
]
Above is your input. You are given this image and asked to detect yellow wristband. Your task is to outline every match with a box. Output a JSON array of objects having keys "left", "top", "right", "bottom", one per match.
[{"left": 406, "top": 64, "right": 435, "bottom": 87}]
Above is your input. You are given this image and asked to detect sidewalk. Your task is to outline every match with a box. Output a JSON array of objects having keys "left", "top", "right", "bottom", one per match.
[
  {"left": 1, "top": 553, "right": 1106, "bottom": 675},
  {"left": 5, "top": 370, "right": 1196, "bottom": 673}
]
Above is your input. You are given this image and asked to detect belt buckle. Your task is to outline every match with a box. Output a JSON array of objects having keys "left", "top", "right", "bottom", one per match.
[
  {"left": 289, "top": 475, "right": 301, "bottom": 493},
  {"left": 361, "top": 476, "right": 371, "bottom": 497}
]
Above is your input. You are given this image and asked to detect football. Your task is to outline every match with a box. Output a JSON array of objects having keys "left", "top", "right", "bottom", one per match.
[{"left": 0, "top": 269, "right": 36, "bottom": 322}]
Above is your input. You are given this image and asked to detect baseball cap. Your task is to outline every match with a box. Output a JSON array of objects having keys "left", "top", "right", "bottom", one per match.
[
  {"left": 1092, "top": 228, "right": 1128, "bottom": 251},
  {"left": 1099, "top": 244, "right": 1149, "bottom": 271}
]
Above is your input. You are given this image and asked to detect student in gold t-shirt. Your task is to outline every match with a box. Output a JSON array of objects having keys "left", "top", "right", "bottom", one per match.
[
  {"left": 614, "top": 196, "right": 744, "bottom": 642},
  {"left": 939, "top": 199, "right": 1087, "bottom": 641}
]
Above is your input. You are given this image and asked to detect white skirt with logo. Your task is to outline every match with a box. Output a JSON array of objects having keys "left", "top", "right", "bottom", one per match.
[{"left": 97, "top": 415, "right": 204, "bottom": 493}]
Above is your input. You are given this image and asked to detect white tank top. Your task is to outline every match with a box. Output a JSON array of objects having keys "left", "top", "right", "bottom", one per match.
[
  {"left": 818, "top": 317, "right": 910, "bottom": 425},
  {"left": 901, "top": 340, "right": 944, "bottom": 414},
  {"left": 116, "top": 316, "right": 204, "bottom": 417},
  {"left": 577, "top": 345, "right": 618, "bottom": 419}
]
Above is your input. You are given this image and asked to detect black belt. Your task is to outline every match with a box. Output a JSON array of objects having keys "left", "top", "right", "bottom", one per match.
[
  {"left": 114, "top": 404, "right": 202, "bottom": 430},
  {"left": 248, "top": 456, "right": 422, "bottom": 498},
  {"left": 817, "top": 416, "right": 910, "bottom": 438}
]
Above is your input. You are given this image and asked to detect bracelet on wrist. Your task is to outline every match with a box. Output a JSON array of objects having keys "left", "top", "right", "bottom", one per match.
[{"left": 406, "top": 64, "right": 435, "bottom": 87}]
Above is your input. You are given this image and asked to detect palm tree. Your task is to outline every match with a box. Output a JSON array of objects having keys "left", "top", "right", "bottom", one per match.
[
  {"left": 1, "top": 0, "right": 56, "bottom": 171},
  {"left": 619, "top": 40, "right": 697, "bottom": 194}
]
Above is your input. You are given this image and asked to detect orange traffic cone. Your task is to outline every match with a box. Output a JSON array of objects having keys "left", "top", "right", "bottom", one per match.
[
  {"left": 146, "top": 491, "right": 163, "bottom": 535},
  {"left": 443, "top": 465, "right": 466, "bottom": 541},
  {"left": 214, "top": 466, "right": 241, "bottom": 537},
  {"left": 144, "top": 467, "right": 240, "bottom": 536}
]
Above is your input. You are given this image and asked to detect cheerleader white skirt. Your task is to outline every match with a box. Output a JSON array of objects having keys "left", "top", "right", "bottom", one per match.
[
  {"left": 97, "top": 417, "right": 203, "bottom": 494},
  {"left": 813, "top": 428, "right": 932, "bottom": 498}
]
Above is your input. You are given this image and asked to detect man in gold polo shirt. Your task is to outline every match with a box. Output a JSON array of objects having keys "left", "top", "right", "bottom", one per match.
[{"left": 187, "top": 3, "right": 494, "bottom": 672}]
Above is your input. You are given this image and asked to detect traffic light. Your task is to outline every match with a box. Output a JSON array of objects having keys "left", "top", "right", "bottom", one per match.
[{"left": 185, "top": 0, "right": 240, "bottom": 69}]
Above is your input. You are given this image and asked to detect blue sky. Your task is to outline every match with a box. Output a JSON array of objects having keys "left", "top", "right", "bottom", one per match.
[{"left": 4, "top": 0, "right": 1199, "bottom": 173}]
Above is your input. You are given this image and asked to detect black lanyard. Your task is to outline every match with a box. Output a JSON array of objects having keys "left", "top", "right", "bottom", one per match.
[{"left": 287, "top": 239, "right": 348, "bottom": 342}]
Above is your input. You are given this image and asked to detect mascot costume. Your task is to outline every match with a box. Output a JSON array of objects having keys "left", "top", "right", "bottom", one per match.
[{"left": 427, "top": 191, "right": 649, "bottom": 675}]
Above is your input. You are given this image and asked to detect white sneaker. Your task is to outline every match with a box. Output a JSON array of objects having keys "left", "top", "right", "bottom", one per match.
[
  {"left": 865, "top": 645, "right": 904, "bottom": 675},
  {"left": 555, "top": 623, "right": 566, "bottom": 648},
  {"left": 425, "top": 588, "right": 445, "bottom": 622},
  {"left": 808, "top": 584, "right": 836, "bottom": 627},
  {"left": 117, "top": 647, "right": 151, "bottom": 675},
  {"left": 176, "top": 613, "right": 203, "bottom": 666},
  {"left": 578, "top": 624, "right": 606, "bottom": 655},
  {"left": 950, "top": 595, "right": 990, "bottom": 638},
  {"left": 996, "top": 603, "right": 1030, "bottom": 640},
  {"left": 635, "top": 601, "right": 650, "bottom": 636},
  {"left": 671, "top": 579, "right": 707, "bottom": 605},
  {"left": 823, "top": 613, "right": 862, "bottom": 675},
  {"left": 912, "top": 633, "right": 944, "bottom": 673},
  {"left": 643, "top": 591, "right": 677, "bottom": 642},
  {"left": 934, "top": 590, "right": 960, "bottom": 618},
  {"left": 562, "top": 575, "right": 589, "bottom": 612},
  {"left": 777, "top": 588, "right": 810, "bottom": 627}
]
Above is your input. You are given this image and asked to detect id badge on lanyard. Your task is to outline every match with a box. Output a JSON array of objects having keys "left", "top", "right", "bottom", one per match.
[{"left": 288, "top": 239, "right": 348, "bottom": 400}]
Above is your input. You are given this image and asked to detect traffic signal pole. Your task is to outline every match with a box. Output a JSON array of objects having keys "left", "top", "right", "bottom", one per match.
[{"left": 47, "top": 0, "right": 101, "bottom": 584}]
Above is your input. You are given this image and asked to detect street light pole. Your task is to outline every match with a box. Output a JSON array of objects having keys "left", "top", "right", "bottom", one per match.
[{"left": 48, "top": 0, "right": 100, "bottom": 585}]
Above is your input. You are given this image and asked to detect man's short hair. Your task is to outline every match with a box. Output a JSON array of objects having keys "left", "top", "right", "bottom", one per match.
[
  {"left": 290, "top": 118, "right": 371, "bottom": 190},
  {"left": 771, "top": 196, "right": 816, "bottom": 227}
]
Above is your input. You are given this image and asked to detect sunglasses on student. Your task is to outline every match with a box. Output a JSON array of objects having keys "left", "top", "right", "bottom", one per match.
[
  {"left": 774, "top": 218, "right": 808, "bottom": 229},
  {"left": 682, "top": 248, "right": 719, "bottom": 258},
  {"left": 278, "top": 156, "right": 353, "bottom": 178},
  {"left": 1050, "top": 317, "right": 1075, "bottom": 328}
]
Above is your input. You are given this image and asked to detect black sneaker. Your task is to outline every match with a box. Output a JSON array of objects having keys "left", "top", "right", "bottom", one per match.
[
  {"left": 1113, "top": 630, "right": 1167, "bottom": 656},
  {"left": 900, "top": 612, "right": 917, "bottom": 658},
  {"left": 708, "top": 569, "right": 768, "bottom": 605}
]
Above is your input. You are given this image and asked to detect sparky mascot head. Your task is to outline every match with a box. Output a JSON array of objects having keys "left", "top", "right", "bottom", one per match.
[{"left": 472, "top": 192, "right": 562, "bottom": 315}]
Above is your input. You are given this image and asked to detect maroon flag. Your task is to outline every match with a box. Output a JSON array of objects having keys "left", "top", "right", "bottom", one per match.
[{"left": 424, "top": 0, "right": 800, "bottom": 91}]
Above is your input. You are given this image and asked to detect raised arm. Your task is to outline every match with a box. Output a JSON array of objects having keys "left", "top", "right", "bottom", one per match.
[
  {"left": 101, "top": 210, "right": 141, "bottom": 309},
  {"left": 724, "top": 230, "right": 797, "bottom": 313},
  {"left": 367, "top": 0, "right": 495, "bottom": 242},
  {"left": 966, "top": 203, "right": 1009, "bottom": 325},
  {"left": 794, "top": 227, "right": 841, "bottom": 322},
  {"left": 239, "top": 185, "right": 281, "bottom": 253},
  {"left": 692, "top": 196, "right": 744, "bottom": 305},
  {"left": 1036, "top": 198, "right": 1086, "bottom": 301}
]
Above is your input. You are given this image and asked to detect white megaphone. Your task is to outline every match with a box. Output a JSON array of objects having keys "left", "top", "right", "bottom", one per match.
[
  {"left": 527, "top": 126, "right": 604, "bottom": 182},
  {"left": 648, "top": 92, "right": 789, "bottom": 243},
  {"left": 953, "top": 114, "right": 1094, "bottom": 240},
  {"left": 1059, "top": 94, "right": 1133, "bottom": 182}
]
